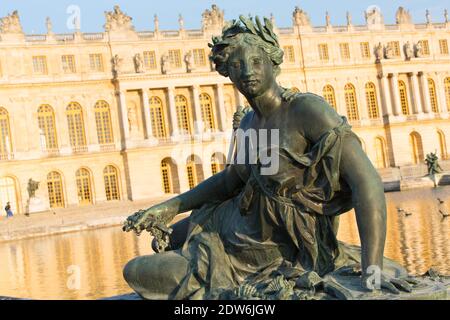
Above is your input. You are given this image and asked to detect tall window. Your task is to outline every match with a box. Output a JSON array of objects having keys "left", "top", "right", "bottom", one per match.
[
  {"left": 66, "top": 102, "right": 87, "bottom": 151},
  {"left": 61, "top": 55, "right": 76, "bottom": 73},
  {"left": 365, "top": 82, "right": 379, "bottom": 119},
  {"left": 186, "top": 156, "right": 203, "bottom": 189},
  {"left": 318, "top": 44, "right": 329, "bottom": 61},
  {"left": 428, "top": 78, "right": 439, "bottom": 113},
  {"left": 149, "top": 96, "right": 167, "bottom": 138},
  {"left": 322, "top": 85, "right": 336, "bottom": 110},
  {"left": 47, "top": 171, "right": 64, "bottom": 208},
  {"left": 344, "top": 83, "right": 359, "bottom": 121},
  {"left": 161, "top": 160, "right": 172, "bottom": 193},
  {"left": 339, "top": 43, "right": 350, "bottom": 60},
  {"left": 445, "top": 77, "right": 450, "bottom": 112},
  {"left": 410, "top": 132, "right": 424, "bottom": 164},
  {"left": 89, "top": 54, "right": 104, "bottom": 72},
  {"left": 0, "top": 107, "right": 12, "bottom": 160},
  {"left": 439, "top": 39, "right": 449, "bottom": 55},
  {"left": 418, "top": 40, "right": 430, "bottom": 55},
  {"left": 76, "top": 168, "right": 92, "bottom": 205},
  {"left": 360, "top": 42, "right": 371, "bottom": 59},
  {"left": 398, "top": 80, "right": 410, "bottom": 115},
  {"left": 32, "top": 56, "right": 48, "bottom": 74},
  {"left": 0, "top": 177, "right": 18, "bottom": 216},
  {"left": 193, "top": 49, "right": 206, "bottom": 66},
  {"left": 374, "top": 137, "right": 387, "bottom": 168},
  {"left": 211, "top": 153, "right": 225, "bottom": 175},
  {"left": 199, "top": 93, "right": 215, "bottom": 131},
  {"left": 143, "top": 51, "right": 157, "bottom": 69},
  {"left": 94, "top": 101, "right": 114, "bottom": 145},
  {"left": 437, "top": 130, "right": 447, "bottom": 160},
  {"left": 387, "top": 41, "right": 400, "bottom": 57},
  {"left": 175, "top": 95, "right": 191, "bottom": 135},
  {"left": 283, "top": 46, "right": 295, "bottom": 63},
  {"left": 104, "top": 165, "right": 120, "bottom": 201},
  {"left": 168, "top": 49, "right": 182, "bottom": 68},
  {"left": 38, "top": 105, "right": 58, "bottom": 151}
]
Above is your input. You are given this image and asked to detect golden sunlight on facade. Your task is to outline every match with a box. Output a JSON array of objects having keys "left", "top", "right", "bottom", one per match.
[{"left": 0, "top": 5, "right": 450, "bottom": 215}]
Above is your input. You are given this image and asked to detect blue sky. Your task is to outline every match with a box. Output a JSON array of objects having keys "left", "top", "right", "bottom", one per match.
[{"left": 0, "top": 1, "right": 447, "bottom": 33}]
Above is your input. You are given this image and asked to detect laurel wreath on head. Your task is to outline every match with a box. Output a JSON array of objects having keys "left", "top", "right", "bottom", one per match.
[{"left": 209, "top": 15, "right": 279, "bottom": 49}]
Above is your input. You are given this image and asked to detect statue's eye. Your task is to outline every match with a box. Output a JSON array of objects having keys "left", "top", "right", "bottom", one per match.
[{"left": 252, "top": 58, "right": 262, "bottom": 65}]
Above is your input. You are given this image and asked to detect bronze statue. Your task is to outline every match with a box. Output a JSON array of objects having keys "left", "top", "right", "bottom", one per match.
[{"left": 122, "top": 15, "right": 416, "bottom": 300}]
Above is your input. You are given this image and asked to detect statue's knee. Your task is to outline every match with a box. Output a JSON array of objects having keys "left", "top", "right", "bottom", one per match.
[{"left": 123, "top": 257, "right": 139, "bottom": 285}]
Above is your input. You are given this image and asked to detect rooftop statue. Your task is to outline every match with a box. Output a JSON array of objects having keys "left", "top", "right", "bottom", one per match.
[
  {"left": 104, "top": 5, "right": 134, "bottom": 32},
  {"left": 365, "top": 6, "right": 384, "bottom": 25},
  {"left": 292, "top": 6, "right": 311, "bottom": 27},
  {"left": 396, "top": 6, "right": 412, "bottom": 25},
  {"left": 0, "top": 10, "right": 23, "bottom": 34},
  {"left": 123, "top": 15, "right": 424, "bottom": 300},
  {"left": 201, "top": 4, "right": 224, "bottom": 32}
]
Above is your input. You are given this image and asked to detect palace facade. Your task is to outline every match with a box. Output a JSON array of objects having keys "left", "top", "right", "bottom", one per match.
[{"left": 1, "top": 5, "right": 450, "bottom": 215}]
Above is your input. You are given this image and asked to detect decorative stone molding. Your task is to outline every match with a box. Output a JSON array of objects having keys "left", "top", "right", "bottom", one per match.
[
  {"left": 292, "top": 6, "right": 311, "bottom": 27},
  {"left": 0, "top": 10, "right": 23, "bottom": 34},
  {"left": 365, "top": 6, "right": 384, "bottom": 30}
]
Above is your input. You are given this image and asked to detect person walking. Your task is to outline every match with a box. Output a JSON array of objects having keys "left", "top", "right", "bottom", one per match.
[{"left": 4, "top": 202, "right": 13, "bottom": 218}]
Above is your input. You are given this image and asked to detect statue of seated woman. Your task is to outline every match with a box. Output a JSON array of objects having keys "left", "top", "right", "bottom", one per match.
[{"left": 122, "top": 15, "right": 418, "bottom": 300}]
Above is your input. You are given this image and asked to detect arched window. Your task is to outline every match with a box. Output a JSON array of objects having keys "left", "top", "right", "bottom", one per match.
[
  {"left": 322, "top": 85, "right": 337, "bottom": 110},
  {"left": 75, "top": 168, "right": 92, "bottom": 205},
  {"left": 0, "top": 177, "right": 18, "bottom": 216},
  {"left": 428, "top": 78, "right": 439, "bottom": 113},
  {"left": 374, "top": 137, "right": 388, "bottom": 168},
  {"left": 199, "top": 93, "right": 215, "bottom": 131},
  {"left": 445, "top": 77, "right": 450, "bottom": 112},
  {"left": 38, "top": 105, "right": 58, "bottom": 152},
  {"left": 344, "top": 83, "right": 359, "bottom": 120},
  {"left": 0, "top": 107, "right": 12, "bottom": 160},
  {"left": 149, "top": 96, "right": 167, "bottom": 138},
  {"left": 398, "top": 80, "right": 410, "bottom": 115},
  {"left": 175, "top": 95, "right": 191, "bottom": 135},
  {"left": 186, "top": 155, "right": 203, "bottom": 189},
  {"left": 365, "top": 82, "right": 380, "bottom": 119},
  {"left": 161, "top": 160, "right": 172, "bottom": 193},
  {"left": 161, "top": 158, "right": 180, "bottom": 193},
  {"left": 211, "top": 153, "right": 226, "bottom": 175},
  {"left": 103, "top": 165, "right": 120, "bottom": 200},
  {"left": 66, "top": 102, "right": 87, "bottom": 150},
  {"left": 409, "top": 132, "right": 424, "bottom": 164},
  {"left": 47, "top": 171, "right": 64, "bottom": 208},
  {"left": 94, "top": 101, "right": 114, "bottom": 145},
  {"left": 437, "top": 130, "right": 448, "bottom": 160}
]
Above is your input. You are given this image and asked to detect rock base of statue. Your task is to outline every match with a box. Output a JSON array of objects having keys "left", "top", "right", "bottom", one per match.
[{"left": 26, "top": 197, "right": 49, "bottom": 214}]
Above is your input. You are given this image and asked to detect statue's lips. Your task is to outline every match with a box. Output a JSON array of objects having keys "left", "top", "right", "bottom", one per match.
[{"left": 242, "top": 80, "right": 259, "bottom": 86}]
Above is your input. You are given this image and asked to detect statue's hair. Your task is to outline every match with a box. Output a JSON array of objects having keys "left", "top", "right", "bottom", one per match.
[{"left": 209, "top": 15, "right": 284, "bottom": 77}]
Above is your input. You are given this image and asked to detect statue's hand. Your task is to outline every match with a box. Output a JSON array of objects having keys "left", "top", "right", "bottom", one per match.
[
  {"left": 122, "top": 203, "right": 176, "bottom": 236},
  {"left": 361, "top": 271, "right": 413, "bottom": 295}
]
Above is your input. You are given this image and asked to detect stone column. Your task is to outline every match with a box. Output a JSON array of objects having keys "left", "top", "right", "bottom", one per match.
[
  {"left": 141, "top": 89, "right": 154, "bottom": 139},
  {"left": 377, "top": 73, "right": 393, "bottom": 117},
  {"left": 216, "top": 83, "right": 227, "bottom": 131},
  {"left": 191, "top": 85, "right": 203, "bottom": 134},
  {"left": 357, "top": 81, "right": 369, "bottom": 122},
  {"left": 54, "top": 99, "right": 71, "bottom": 155},
  {"left": 167, "top": 86, "right": 179, "bottom": 138},
  {"left": 408, "top": 72, "right": 424, "bottom": 116},
  {"left": 116, "top": 90, "right": 129, "bottom": 141},
  {"left": 84, "top": 99, "right": 99, "bottom": 151},
  {"left": 389, "top": 73, "right": 402, "bottom": 116},
  {"left": 418, "top": 72, "right": 432, "bottom": 114}
]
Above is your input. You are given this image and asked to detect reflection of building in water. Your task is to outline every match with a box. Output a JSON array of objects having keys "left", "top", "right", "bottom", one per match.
[
  {"left": 0, "top": 5, "right": 450, "bottom": 214},
  {"left": 0, "top": 227, "right": 152, "bottom": 299}
]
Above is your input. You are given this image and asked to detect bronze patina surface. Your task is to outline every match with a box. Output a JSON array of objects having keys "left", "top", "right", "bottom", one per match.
[{"left": 122, "top": 15, "right": 447, "bottom": 300}]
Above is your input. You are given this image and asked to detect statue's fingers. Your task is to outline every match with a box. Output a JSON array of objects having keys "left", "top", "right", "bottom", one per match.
[
  {"left": 381, "top": 279, "right": 400, "bottom": 294},
  {"left": 390, "top": 278, "right": 412, "bottom": 293},
  {"left": 403, "top": 277, "right": 420, "bottom": 285}
]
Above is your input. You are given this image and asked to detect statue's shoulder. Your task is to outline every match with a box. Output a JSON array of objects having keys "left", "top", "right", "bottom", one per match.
[{"left": 287, "top": 91, "right": 331, "bottom": 116}]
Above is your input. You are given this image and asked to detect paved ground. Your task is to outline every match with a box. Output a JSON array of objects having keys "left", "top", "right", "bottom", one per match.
[{"left": 0, "top": 195, "right": 173, "bottom": 242}]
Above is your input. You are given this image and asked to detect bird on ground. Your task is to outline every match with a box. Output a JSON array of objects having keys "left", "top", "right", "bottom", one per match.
[
  {"left": 397, "top": 207, "right": 412, "bottom": 216},
  {"left": 438, "top": 207, "right": 449, "bottom": 219},
  {"left": 437, "top": 198, "right": 444, "bottom": 205}
]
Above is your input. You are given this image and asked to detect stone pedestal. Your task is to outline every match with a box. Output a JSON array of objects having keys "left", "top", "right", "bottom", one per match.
[{"left": 26, "top": 197, "right": 49, "bottom": 214}]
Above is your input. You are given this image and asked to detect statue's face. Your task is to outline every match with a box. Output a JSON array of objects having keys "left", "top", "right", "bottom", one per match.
[{"left": 227, "top": 43, "right": 275, "bottom": 98}]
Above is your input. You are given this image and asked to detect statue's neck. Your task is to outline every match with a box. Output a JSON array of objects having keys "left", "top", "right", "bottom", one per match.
[{"left": 247, "top": 83, "right": 283, "bottom": 119}]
